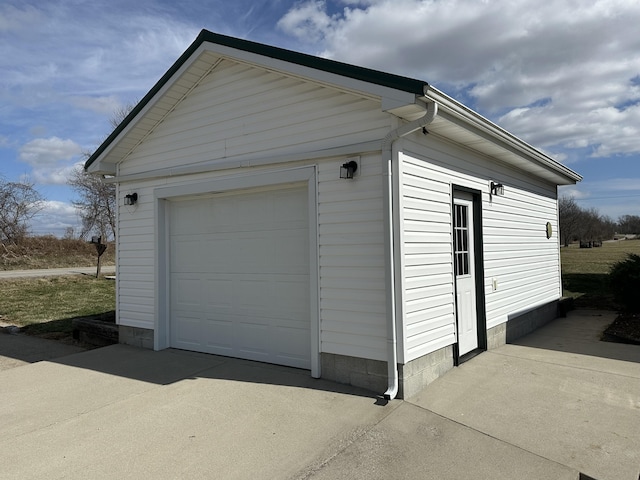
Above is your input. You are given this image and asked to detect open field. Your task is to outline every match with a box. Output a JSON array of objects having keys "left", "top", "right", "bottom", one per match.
[
  {"left": 561, "top": 239, "right": 640, "bottom": 310},
  {"left": 0, "top": 275, "right": 115, "bottom": 342},
  {"left": 1, "top": 236, "right": 115, "bottom": 271}
]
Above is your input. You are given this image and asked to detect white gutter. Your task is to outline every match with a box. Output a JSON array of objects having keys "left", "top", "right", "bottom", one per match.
[
  {"left": 381, "top": 95, "right": 438, "bottom": 400},
  {"left": 424, "top": 86, "right": 582, "bottom": 183}
]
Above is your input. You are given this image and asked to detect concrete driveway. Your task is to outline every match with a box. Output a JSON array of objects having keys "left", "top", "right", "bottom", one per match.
[{"left": 1, "top": 310, "right": 638, "bottom": 480}]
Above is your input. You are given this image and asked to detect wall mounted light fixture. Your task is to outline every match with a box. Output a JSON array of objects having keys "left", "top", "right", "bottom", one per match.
[
  {"left": 490, "top": 181, "right": 504, "bottom": 196},
  {"left": 124, "top": 193, "right": 138, "bottom": 205},
  {"left": 340, "top": 160, "right": 358, "bottom": 179}
]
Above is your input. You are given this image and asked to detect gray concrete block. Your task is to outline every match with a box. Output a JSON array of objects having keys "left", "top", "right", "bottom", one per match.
[
  {"left": 119, "top": 325, "right": 154, "bottom": 349},
  {"left": 506, "top": 300, "right": 558, "bottom": 343},
  {"left": 399, "top": 346, "right": 454, "bottom": 399},
  {"left": 487, "top": 323, "right": 507, "bottom": 350},
  {"left": 320, "top": 353, "right": 387, "bottom": 394}
]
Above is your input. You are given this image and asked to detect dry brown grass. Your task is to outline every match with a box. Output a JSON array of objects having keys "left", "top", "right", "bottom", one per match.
[{"left": 1, "top": 236, "right": 115, "bottom": 270}]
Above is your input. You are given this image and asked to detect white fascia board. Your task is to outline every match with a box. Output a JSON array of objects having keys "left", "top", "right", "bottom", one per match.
[{"left": 86, "top": 161, "right": 116, "bottom": 175}]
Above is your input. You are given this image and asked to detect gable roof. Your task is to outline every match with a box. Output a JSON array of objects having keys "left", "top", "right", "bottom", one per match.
[{"left": 85, "top": 29, "right": 581, "bottom": 185}]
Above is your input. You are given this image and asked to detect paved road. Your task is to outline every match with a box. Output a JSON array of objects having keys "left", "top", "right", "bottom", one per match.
[{"left": 0, "top": 266, "right": 115, "bottom": 279}]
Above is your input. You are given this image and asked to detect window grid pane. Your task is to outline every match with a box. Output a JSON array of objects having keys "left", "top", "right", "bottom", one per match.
[{"left": 454, "top": 204, "right": 470, "bottom": 276}]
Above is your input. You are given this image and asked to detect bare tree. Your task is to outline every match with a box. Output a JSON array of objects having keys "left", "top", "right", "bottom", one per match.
[
  {"left": 0, "top": 176, "right": 44, "bottom": 243},
  {"left": 69, "top": 168, "right": 116, "bottom": 240},
  {"left": 108, "top": 101, "right": 136, "bottom": 129},
  {"left": 558, "top": 196, "right": 582, "bottom": 246},
  {"left": 560, "top": 195, "right": 617, "bottom": 246},
  {"left": 70, "top": 101, "right": 137, "bottom": 241},
  {"left": 617, "top": 215, "right": 640, "bottom": 234}
]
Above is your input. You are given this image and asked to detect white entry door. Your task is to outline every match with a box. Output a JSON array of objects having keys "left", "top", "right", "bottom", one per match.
[{"left": 454, "top": 193, "right": 478, "bottom": 356}]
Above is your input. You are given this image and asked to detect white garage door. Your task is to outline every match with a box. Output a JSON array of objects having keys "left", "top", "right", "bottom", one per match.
[{"left": 169, "top": 186, "right": 310, "bottom": 369}]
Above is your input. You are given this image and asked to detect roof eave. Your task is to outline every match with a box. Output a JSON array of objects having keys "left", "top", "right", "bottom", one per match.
[
  {"left": 85, "top": 29, "right": 427, "bottom": 171},
  {"left": 424, "top": 86, "right": 582, "bottom": 185}
]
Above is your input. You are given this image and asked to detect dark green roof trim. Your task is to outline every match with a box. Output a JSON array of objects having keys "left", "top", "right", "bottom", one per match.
[{"left": 85, "top": 29, "right": 428, "bottom": 170}]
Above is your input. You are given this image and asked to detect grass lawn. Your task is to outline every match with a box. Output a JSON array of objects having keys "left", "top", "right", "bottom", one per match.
[
  {"left": 0, "top": 275, "right": 115, "bottom": 341},
  {"left": 1, "top": 238, "right": 637, "bottom": 345},
  {"left": 561, "top": 239, "right": 640, "bottom": 310}
]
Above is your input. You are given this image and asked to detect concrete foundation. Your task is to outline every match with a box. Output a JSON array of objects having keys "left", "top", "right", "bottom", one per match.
[
  {"left": 398, "top": 345, "right": 454, "bottom": 399},
  {"left": 487, "top": 300, "right": 561, "bottom": 349},
  {"left": 321, "top": 347, "right": 455, "bottom": 400},
  {"left": 119, "top": 325, "right": 154, "bottom": 350},
  {"left": 505, "top": 300, "right": 560, "bottom": 343},
  {"left": 487, "top": 322, "right": 507, "bottom": 350},
  {"left": 320, "top": 353, "right": 388, "bottom": 394}
]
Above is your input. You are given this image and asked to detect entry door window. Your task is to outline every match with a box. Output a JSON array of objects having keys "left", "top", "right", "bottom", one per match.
[{"left": 454, "top": 204, "right": 470, "bottom": 276}]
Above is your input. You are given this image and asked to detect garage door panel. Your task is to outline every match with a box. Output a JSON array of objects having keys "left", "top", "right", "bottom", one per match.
[
  {"left": 236, "top": 278, "right": 275, "bottom": 313},
  {"left": 272, "top": 328, "right": 309, "bottom": 365},
  {"left": 274, "top": 190, "right": 307, "bottom": 220},
  {"left": 172, "top": 315, "right": 202, "bottom": 348},
  {"left": 201, "top": 319, "right": 234, "bottom": 353},
  {"left": 169, "top": 186, "right": 311, "bottom": 370},
  {"left": 173, "top": 276, "right": 202, "bottom": 309},
  {"left": 273, "top": 230, "right": 308, "bottom": 268},
  {"left": 203, "top": 278, "right": 234, "bottom": 312},
  {"left": 273, "top": 279, "right": 310, "bottom": 319},
  {"left": 172, "top": 239, "right": 203, "bottom": 270}
]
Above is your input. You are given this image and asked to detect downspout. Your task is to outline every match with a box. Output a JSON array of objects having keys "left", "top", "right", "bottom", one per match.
[{"left": 382, "top": 96, "right": 438, "bottom": 400}]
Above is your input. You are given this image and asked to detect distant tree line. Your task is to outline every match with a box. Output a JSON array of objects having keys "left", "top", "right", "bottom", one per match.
[
  {"left": 559, "top": 196, "right": 639, "bottom": 247},
  {"left": 617, "top": 214, "right": 640, "bottom": 235}
]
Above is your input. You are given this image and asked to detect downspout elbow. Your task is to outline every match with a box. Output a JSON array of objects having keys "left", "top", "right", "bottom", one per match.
[{"left": 382, "top": 100, "right": 438, "bottom": 401}]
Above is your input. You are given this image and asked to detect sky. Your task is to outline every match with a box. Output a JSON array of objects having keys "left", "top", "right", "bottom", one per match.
[{"left": 1, "top": 0, "right": 639, "bottom": 237}]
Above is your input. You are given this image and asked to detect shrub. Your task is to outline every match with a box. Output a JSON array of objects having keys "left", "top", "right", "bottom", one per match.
[{"left": 609, "top": 253, "right": 640, "bottom": 312}]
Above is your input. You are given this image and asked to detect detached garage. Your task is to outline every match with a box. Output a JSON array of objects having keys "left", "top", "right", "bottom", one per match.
[{"left": 86, "top": 30, "right": 581, "bottom": 399}]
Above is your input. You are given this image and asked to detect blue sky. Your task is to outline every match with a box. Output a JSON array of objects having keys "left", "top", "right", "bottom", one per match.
[{"left": 2, "top": 0, "right": 639, "bottom": 236}]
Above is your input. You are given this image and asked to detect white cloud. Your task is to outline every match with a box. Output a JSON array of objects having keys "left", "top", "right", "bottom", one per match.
[
  {"left": 277, "top": 1, "right": 334, "bottom": 43},
  {"left": 30, "top": 200, "right": 82, "bottom": 237},
  {"left": 18, "top": 139, "right": 84, "bottom": 185},
  {"left": 559, "top": 186, "right": 590, "bottom": 200},
  {"left": 70, "top": 95, "right": 124, "bottom": 116},
  {"left": 278, "top": 0, "right": 640, "bottom": 159},
  {"left": 19, "top": 137, "right": 83, "bottom": 167}
]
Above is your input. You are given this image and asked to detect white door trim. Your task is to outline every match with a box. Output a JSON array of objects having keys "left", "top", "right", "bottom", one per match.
[{"left": 154, "top": 165, "right": 320, "bottom": 377}]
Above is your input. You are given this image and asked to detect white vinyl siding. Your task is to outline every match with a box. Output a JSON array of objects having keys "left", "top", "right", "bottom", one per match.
[
  {"left": 119, "top": 59, "right": 389, "bottom": 177},
  {"left": 317, "top": 153, "right": 387, "bottom": 362},
  {"left": 397, "top": 155, "right": 456, "bottom": 362},
  {"left": 483, "top": 188, "right": 560, "bottom": 322},
  {"left": 398, "top": 133, "right": 560, "bottom": 363}
]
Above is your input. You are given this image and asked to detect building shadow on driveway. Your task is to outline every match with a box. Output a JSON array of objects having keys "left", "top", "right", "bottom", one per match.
[
  {"left": 50, "top": 343, "right": 386, "bottom": 402},
  {"left": 507, "top": 309, "right": 640, "bottom": 366}
]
